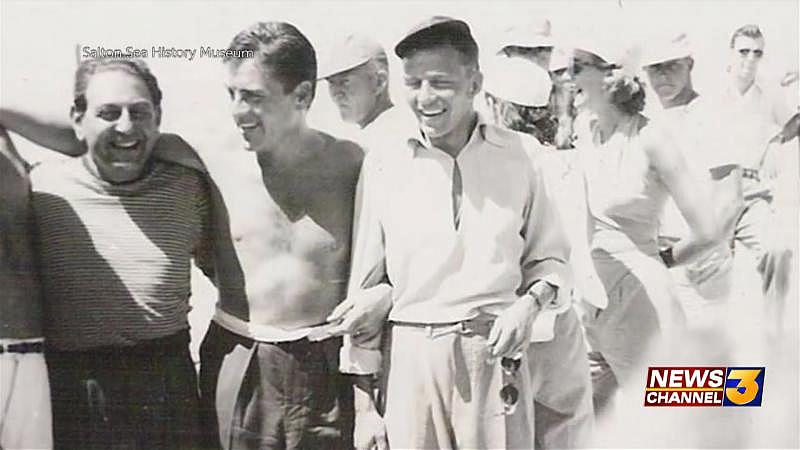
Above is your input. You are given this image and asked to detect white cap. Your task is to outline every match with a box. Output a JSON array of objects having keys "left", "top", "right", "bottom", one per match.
[
  {"left": 318, "top": 33, "right": 385, "bottom": 79},
  {"left": 482, "top": 55, "right": 553, "bottom": 107},
  {"left": 496, "top": 18, "right": 554, "bottom": 52},
  {"left": 549, "top": 47, "right": 570, "bottom": 72},
  {"left": 641, "top": 31, "right": 692, "bottom": 67}
]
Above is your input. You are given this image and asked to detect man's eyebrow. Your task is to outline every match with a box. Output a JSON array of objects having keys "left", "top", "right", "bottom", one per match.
[{"left": 226, "top": 85, "right": 266, "bottom": 95}]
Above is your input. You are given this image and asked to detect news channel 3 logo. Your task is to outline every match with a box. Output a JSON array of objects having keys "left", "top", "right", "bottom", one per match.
[
  {"left": 644, "top": 366, "right": 765, "bottom": 407},
  {"left": 723, "top": 367, "right": 765, "bottom": 407}
]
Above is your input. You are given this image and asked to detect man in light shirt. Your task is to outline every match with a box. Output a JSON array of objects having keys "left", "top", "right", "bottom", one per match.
[
  {"left": 482, "top": 54, "right": 594, "bottom": 449},
  {"left": 319, "top": 33, "right": 416, "bottom": 153},
  {"left": 337, "top": 16, "right": 570, "bottom": 449},
  {"left": 718, "top": 25, "right": 792, "bottom": 328},
  {"left": 642, "top": 32, "right": 743, "bottom": 332}
]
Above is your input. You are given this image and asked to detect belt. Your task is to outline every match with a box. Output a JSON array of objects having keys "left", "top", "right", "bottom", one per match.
[
  {"left": 0, "top": 341, "right": 44, "bottom": 354},
  {"left": 392, "top": 318, "right": 494, "bottom": 339}
]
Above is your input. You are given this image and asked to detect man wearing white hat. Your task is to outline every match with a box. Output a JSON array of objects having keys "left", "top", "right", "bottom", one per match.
[
  {"left": 483, "top": 54, "right": 595, "bottom": 450},
  {"left": 644, "top": 31, "right": 789, "bottom": 337},
  {"left": 319, "top": 33, "right": 415, "bottom": 154},
  {"left": 643, "top": 32, "right": 743, "bottom": 333}
]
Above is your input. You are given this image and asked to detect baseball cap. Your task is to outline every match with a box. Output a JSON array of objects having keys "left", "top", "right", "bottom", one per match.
[
  {"left": 641, "top": 31, "right": 692, "bottom": 67},
  {"left": 395, "top": 16, "right": 476, "bottom": 59},
  {"left": 318, "top": 33, "right": 386, "bottom": 79}
]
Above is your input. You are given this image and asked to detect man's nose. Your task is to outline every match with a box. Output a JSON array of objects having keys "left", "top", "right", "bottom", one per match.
[
  {"left": 417, "top": 81, "right": 437, "bottom": 105},
  {"left": 230, "top": 94, "right": 250, "bottom": 118},
  {"left": 115, "top": 109, "right": 134, "bottom": 133}
]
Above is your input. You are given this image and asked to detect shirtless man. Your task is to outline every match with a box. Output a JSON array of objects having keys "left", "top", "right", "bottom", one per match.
[{"left": 196, "top": 22, "right": 363, "bottom": 450}]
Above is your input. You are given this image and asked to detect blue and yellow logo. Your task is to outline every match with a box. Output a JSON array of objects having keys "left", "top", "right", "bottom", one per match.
[{"left": 723, "top": 367, "right": 765, "bottom": 407}]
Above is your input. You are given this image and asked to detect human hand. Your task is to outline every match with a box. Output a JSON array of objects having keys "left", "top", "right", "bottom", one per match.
[
  {"left": 487, "top": 294, "right": 540, "bottom": 358},
  {"left": 322, "top": 285, "right": 392, "bottom": 345}
]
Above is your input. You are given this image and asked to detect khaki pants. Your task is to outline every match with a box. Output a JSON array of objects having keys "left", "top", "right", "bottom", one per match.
[
  {"left": 384, "top": 320, "right": 535, "bottom": 449},
  {"left": 529, "top": 307, "right": 593, "bottom": 449},
  {"left": 0, "top": 341, "right": 52, "bottom": 450}
]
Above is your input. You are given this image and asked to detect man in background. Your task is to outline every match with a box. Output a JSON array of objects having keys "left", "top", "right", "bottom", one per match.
[
  {"left": 0, "top": 127, "right": 51, "bottom": 450},
  {"left": 320, "top": 32, "right": 416, "bottom": 154}
]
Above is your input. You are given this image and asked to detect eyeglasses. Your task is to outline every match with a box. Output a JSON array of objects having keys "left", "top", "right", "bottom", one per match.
[
  {"left": 737, "top": 48, "right": 764, "bottom": 58},
  {"left": 568, "top": 60, "right": 616, "bottom": 76},
  {"left": 499, "top": 357, "right": 522, "bottom": 415}
]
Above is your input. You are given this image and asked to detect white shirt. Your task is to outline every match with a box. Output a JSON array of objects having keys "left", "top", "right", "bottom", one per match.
[{"left": 340, "top": 116, "right": 571, "bottom": 373}]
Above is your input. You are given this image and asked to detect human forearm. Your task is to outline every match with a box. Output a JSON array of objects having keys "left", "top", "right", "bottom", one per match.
[
  {"left": 0, "top": 107, "right": 83, "bottom": 156},
  {"left": 669, "top": 236, "right": 720, "bottom": 266}
]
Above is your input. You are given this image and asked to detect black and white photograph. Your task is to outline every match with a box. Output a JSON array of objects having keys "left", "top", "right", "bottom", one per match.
[{"left": 1, "top": 0, "right": 798, "bottom": 449}]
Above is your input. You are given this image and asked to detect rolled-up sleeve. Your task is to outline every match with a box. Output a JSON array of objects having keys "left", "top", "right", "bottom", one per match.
[
  {"left": 519, "top": 149, "right": 571, "bottom": 308},
  {"left": 340, "top": 153, "right": 392, "bottom": 375}
]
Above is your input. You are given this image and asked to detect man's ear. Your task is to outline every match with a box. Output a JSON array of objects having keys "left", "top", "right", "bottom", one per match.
[
  {"left": 374, "top": 68, "right": 389, "bottom": 94},
  {"left": 70, "top": 106, "right": 85, "bottom": 141},
  {"left": 293, "top": 80, "right": 314, "bottom": 110},
  {"left": 470, "top": 70, "right": 483, "bottom": 97}
]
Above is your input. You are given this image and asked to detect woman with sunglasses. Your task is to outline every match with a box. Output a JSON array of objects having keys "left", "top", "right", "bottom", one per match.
[{"left": 566, "top": 43, "right": 731, "bottom": 414}]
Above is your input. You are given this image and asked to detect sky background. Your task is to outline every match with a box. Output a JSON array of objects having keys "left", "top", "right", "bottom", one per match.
[
  {"left": 2, "top": 2, "right": 798, "bottom": 447},
  {"left": 3, "top": 0, "right": 798, "bottom": 161}
]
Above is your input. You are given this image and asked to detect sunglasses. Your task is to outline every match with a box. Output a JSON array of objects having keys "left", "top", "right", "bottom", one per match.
[
  {"left": 568, "top": 60, "right": 617, "bottom": 76},
  {"left": 499, "top": 357, "right": 522, "bottom": 415},
  {"left": 738, "top": 48, "right": 764, "bottom": 58}
]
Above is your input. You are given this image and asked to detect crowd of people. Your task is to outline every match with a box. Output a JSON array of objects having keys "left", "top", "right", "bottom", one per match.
[{"left": 0, "top": 10, "right": 797, "bottom": 450}]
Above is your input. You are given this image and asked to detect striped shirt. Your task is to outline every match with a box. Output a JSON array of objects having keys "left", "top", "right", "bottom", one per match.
[{"left": 31, "top": 156, "right": 211, "bottom": 351}]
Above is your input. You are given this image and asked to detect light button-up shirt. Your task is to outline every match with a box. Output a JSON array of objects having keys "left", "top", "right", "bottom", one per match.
[{"left": 349, "top": 116, "right": 570, "bottom": 326}]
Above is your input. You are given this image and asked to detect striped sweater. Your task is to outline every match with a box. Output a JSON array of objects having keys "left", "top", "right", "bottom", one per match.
[{"left": 31, "top": 156, "right": 212, "bottom": 351}]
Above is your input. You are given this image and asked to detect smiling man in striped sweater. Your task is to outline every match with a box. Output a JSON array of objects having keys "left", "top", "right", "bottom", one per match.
[{"left": 27, "top": 58, "right": 224, "bottom": 450}]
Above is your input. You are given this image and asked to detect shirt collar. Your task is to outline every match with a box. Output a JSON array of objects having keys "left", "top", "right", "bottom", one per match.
[{"left": 406, "top": 113, "right": 506, "bottom": 157}]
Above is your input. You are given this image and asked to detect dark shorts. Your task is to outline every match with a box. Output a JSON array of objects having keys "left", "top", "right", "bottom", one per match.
[
  {"left": 199, "top": 321, "right": 354, "bottom": 450},
  {"left": 46, "top": 330, "right": 200, "bottom": 450}
]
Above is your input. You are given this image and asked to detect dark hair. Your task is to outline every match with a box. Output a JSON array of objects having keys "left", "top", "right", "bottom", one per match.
[
  {"left": 225, "top": 22, "right": 317, "bottom": 102},
  {"left": 604, "top": 70, "right": 646, "bottom": 115},
  {"left": 399, "top": 24, "right": 479, "bottom": 69},
  {"left": 73, "top": 58, "right": 162, "bottom": 118},
  {"left": 729, "top": 24, "right": 764, "bottom": 48}
]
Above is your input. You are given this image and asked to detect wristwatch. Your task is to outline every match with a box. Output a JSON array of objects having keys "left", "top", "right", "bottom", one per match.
[{"left": 527, "top": 281, "right": 558, "bottom": 309}]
